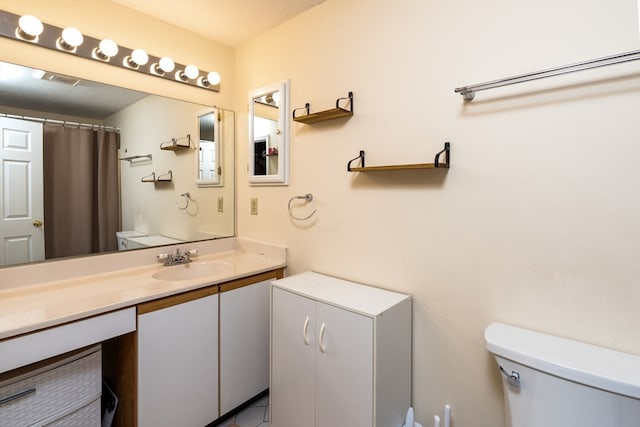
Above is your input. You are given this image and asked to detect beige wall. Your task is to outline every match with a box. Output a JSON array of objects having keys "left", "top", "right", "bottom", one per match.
[
  {"left": 235, "top": 0, "right": 640, "bottom": 426},
  {"left": 0, "top": 0, "right": 235, "bottom": 108},
  {"left": 3, "top": 1, "right": 640, "bottom": 425},
  {"left": 108, "top": 97, "right": 234, "bottom": 241}
]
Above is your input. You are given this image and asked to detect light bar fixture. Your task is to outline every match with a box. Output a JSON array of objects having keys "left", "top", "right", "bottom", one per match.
[{"left": 0, "top": 10, "right": 220, "bottom": 91}]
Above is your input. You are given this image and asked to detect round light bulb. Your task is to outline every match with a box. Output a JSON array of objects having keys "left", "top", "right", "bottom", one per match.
[
  {"left": 131, "top": 49, "right": 149, "bottom": 66},
  {"left": 184, "top": 64, "right": 199, "bottom": 79},
  {"left": 159, "top": 56, "right": 175, "bottom": 73},
  {"left": 61, "top": 27, "right": 83, "bottom": 47},
  {"left": 98, "top": 39, "right": 118, "bottom": 57},
  {"left": 206, "top": 71, "right": 221, "bottom": 85},
  {"left": 18, "top": 15, "right": 43, "bottom": 39},
  {"left": 272, "top": 91, "right": 281, "bottom": 106}
]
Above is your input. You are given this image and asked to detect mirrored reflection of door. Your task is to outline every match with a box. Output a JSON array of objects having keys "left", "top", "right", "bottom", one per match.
[
  {"left": 197, "top": 110, "right": 221, "bottom": 186},
  {"left": 0, "top": 117, "right": 44, "bottom": 266},
  {"left": 253, "top": 136, "right": 268, "bottom": 176}
]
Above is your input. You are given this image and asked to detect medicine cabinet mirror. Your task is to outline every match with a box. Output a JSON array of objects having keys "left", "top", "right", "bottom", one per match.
[
  {"left": 196, "top": 110, "right": 222, "bottom": 187},
  {"left": 248, "top": 80, "right": 289, "bottom": 185}
]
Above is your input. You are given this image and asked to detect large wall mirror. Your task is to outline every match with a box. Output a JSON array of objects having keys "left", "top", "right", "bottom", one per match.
[
  {"left": 248, "top": 80, "right": 289, "bottom": 185},
  {"left": 0, "top": 60, "right": 235, "bottom": 267}
]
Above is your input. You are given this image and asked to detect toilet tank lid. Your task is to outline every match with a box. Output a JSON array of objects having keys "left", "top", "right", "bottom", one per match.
[
  {"left": 485, "top": 322, "right": 640, "bottom": 399},
  {"left": 116, "top": 230, "right": 147, "bottom": 238}
]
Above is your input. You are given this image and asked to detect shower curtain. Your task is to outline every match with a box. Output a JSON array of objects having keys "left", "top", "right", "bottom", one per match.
[{"left": 43, "top": 125, "right": 121, "bottom": 259}]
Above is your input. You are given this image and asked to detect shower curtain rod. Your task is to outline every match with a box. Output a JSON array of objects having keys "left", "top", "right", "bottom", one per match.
[
  {"left": 0, "top": 112, "right": 120, "bottom": 132},
  {"left": 454, "top": 49, "right": 640, "bottom": 101}
]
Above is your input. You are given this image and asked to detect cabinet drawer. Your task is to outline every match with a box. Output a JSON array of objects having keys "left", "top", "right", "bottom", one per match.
[
  {"left": 47, "top": 398, "right": 101, "bottom": 427},
  {"left": 0, "top": 348, "right": 101, "bottom": 426}
]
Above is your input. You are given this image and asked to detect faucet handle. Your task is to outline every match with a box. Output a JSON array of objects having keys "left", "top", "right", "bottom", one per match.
[{"left": 157, "top": 253, "right": 171, "bottom": 262}]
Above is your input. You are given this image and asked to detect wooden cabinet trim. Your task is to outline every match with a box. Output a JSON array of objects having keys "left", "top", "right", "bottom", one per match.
[
  {"left": 138, "top": 268, "right": 284, "bottom": 314},
  {"left": 219, "top": 268, "right": 284, "bottom": 293},
  {"left": 138, "top": 286, "right": 219, "bottom": 315}
]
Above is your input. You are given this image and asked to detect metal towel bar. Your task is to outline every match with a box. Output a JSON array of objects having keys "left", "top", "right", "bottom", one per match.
[{"left": 455, "top": 49, "right": 640, "bottom": 100}]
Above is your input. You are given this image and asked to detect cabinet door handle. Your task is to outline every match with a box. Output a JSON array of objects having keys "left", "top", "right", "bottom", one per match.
[
  {"left": 318, "top": 322, "right": 326, "bottom": 353},
  {"left": 0, "top": 388, "right": 36, "bottom": 406},
  {"left": 303, "top": 316, "right": 311, "bottom": 345}
]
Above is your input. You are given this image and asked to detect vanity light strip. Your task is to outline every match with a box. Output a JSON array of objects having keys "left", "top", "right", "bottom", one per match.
[{"left": 0, "top": 10, "right": 220, "bottom": 92}]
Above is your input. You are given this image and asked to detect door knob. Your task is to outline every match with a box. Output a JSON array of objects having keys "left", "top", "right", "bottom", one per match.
[{"left": 33, "top": 220, "right": 42, "bottom": 227}]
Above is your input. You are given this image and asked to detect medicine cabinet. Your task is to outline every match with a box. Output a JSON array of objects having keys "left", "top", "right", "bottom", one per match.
[{"left": 248, "top": 80, "right": 289, "bottom": 185}]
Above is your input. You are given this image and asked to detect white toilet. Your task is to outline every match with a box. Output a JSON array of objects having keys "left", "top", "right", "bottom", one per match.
[
  {"left": 116, "top": 230, "right": 147, "bottom": 250},
  {"left": 485, "top": 322, "right": 640, "bottom": 427}
]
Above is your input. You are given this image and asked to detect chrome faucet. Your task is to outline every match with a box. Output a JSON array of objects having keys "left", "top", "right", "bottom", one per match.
[{"left": 158, "top": 248, "right": 196, "bottom": 266}]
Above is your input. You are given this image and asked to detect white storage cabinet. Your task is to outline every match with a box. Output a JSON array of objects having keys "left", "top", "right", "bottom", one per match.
[
  {"left": 270, "top": 271, "right": 412, "bottom": 427},
  {"left": 137, "top": 287, "right": 219, "bottom": 427}
]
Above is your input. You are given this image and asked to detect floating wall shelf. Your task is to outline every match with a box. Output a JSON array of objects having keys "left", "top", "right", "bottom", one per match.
[
  {"left": 141, "top": 170, "right": 173, "bottom": 183},
  {"left": 160, "top": 135, "right": 191, "bottom": 151},
  {"left": 292, "top": 92, "right": 353, "bottom": 124},
  {"left": 141, "top": 172, "right": 156, "bottom": 183},
  {"left": 347, "top": 142, "right": 450, "bottom": 172},
  {"left": 157, "top": 170, "right": 173, "bottom": 182}
]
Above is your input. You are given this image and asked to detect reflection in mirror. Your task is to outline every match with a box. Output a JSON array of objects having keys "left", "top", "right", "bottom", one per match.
[
  {"left": 249, "top": 80, "right": 289, "bottom": 185},
  {"left": 196, "top": 111, "right": 221, "bottom": 187},
  {"left": 0, "top": 61, "right": 235, "bottom": 267}
]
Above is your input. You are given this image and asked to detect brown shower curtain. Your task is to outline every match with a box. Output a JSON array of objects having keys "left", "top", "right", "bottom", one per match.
[{"left": 43, "top": 125, "right": 121, "bottom": 259}]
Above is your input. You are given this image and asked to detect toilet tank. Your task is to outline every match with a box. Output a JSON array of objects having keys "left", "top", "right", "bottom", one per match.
[{"left": 484, "top": 323, "right": 640, "bottom": 427}]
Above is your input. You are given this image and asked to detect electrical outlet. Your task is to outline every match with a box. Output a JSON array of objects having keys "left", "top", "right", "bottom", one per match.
[
  {"left": 250, "top": 197, "right": 258, "bottom": 215},
  {"left": 217, "top": 197, "right": 223, "bottom": 212}
]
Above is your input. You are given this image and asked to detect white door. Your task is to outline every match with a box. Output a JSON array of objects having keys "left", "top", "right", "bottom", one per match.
[
  {"left": 137, "top": 294, "right": 219, "bottom": 427},
  {"left": 271, "top": 287, "right": 316, "bottom": 427},
  {"left": 315, "top": 302, "right": 373, "bottom": 427},
  {"left": 0, "top": 118, "right": 44, "bottom": 266}
]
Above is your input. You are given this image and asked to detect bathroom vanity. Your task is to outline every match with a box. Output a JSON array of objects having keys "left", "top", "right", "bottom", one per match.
[{"left": 0, "top": 238, "right": 286, "bottom": 427}]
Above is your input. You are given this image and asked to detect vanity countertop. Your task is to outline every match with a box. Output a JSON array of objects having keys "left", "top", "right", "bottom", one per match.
[{"left": 0, "top": 249, "right": 286, "bottom": 341}]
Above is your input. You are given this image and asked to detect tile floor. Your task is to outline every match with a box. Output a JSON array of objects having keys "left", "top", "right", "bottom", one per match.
[{"left": 217, "top": 395, "right": 270, "bottom": 427}]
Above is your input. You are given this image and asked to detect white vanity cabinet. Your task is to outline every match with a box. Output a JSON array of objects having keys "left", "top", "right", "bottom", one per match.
[
  {"left": 270, "top": 271, "right": 412, "bottom": 427},
  {"left": 137, "top": 287, "right": 219, "bottom": 427},
  {"left": 219, "top": 275, "right": 273, "bottom": 415}
]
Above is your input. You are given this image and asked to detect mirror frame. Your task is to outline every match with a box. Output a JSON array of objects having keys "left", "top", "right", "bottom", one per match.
[{"left": 248, "top": 80, "right": 289, "bottom": 185}]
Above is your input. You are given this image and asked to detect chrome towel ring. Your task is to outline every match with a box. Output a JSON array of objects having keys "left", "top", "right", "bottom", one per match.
[
  {"left": 176, "top": 192, "right": 191, "bottom": 210},
  {"left": 288, "top": 193, "right": 316, "bottom": 221}
]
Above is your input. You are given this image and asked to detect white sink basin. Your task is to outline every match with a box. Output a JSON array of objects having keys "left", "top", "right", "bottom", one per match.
[{"left": 152, "top": 262, "right": 233, "bottom": 281}]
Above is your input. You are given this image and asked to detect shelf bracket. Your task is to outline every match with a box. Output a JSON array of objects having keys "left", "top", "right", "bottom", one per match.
[
  {"left": 434, "top": 142, "right": 450, "bottom": 168},
  {"left": 292, "top": 103, "right": 310, "bottom": 120},
  {"left": 347, "top": 150, "right": 365, "bottom": 172},
  {"left": 336, "top": 91, "right": 353, "bottom": 113}
]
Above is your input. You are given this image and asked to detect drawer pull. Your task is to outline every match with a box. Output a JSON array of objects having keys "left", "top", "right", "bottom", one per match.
[{"left": 0, "top": 388, "right": 36, "bottom": 406}]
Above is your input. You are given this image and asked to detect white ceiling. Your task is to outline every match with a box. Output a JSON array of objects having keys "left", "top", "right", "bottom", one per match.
[{"left": 111, "top": 0, "right": 326, "bottom": 47}]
